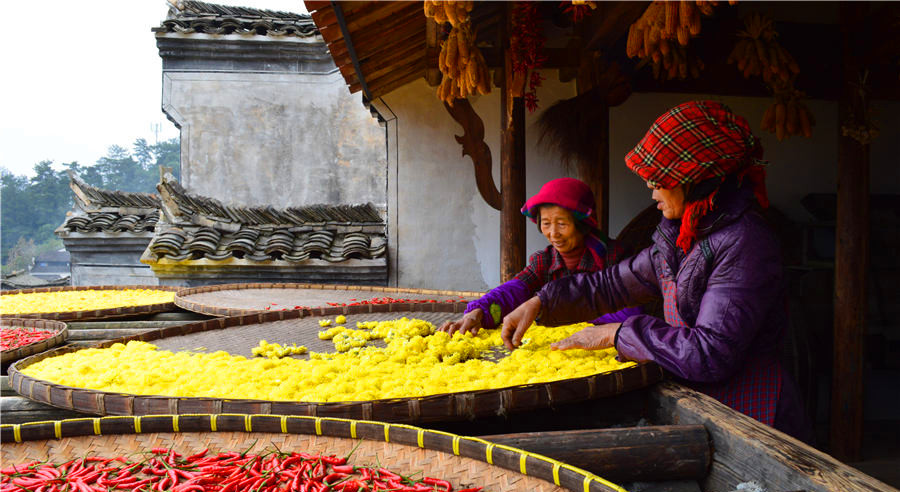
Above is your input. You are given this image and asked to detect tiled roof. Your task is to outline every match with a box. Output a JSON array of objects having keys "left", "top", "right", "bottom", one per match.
[
  {"left": 61, "top": 212, "right": 160, "bottom": 234},
  {"left": 158, "top": 177, "right": 381, "bottom": 227},
  {"left": 155, "top": 0, "right": 318, "bottom": 38},
  {"left": 57, "top": 174, "right": 161, "bottom": 236},
  {"left": 68, "top": 172, "right": 161, "bottom": 212},
  {"left": 146, "top": 173, "right": 386, "bottom": 263}
]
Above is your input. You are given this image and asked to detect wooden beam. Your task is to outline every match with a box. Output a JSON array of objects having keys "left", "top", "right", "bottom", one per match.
[
  {"left": 444, "top": 99, "right": 501, "bottom": 210},
  {"left": 830, "top": 1, "right": 870, "bottom": 464},
  {"left": 424, "top": 16, "right": 442, "bottom": 87},
  {"left": 481, "top": 425, "right": 711, "bottom": 482},
  {"left": 650, "top": 382, "right": 896, "bottom": 492},
  {"left": 500, "top": 3, "right": 527, "bottom": 282},
  {"left": 584, "top": 1, "right": 650, "bottom": 51}
]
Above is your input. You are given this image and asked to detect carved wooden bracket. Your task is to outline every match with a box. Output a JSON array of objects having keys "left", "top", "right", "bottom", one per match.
[{"left": 444, "top": 98, "right": 502, "bottom": 210}]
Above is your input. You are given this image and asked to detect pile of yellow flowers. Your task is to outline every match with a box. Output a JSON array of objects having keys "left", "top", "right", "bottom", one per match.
[
  {"left": 0, "top": 289, "right": 175, "bottom": 315},
  {"left": 22, "top": 317, "right": 635, "bottom": 403},
  {"left": 252, "top": 340, "right": 308, "bottom": 359}
]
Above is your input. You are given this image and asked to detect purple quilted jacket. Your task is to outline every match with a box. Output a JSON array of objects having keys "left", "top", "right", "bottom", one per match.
[{"left": 536, "top": 180, "right": 812, "bottom": 441}]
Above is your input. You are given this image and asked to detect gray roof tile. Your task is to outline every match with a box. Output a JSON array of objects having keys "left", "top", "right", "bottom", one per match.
[
  {"left": 154, "top": 1, "right": 317, "bottom": 38},
  {"left": 147, "top": 173, "right": 387, "bottom": 265}
]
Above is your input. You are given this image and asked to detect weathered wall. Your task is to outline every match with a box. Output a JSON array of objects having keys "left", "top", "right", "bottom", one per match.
[
  {"left": 64, "top": 236, "right": 158, "bottom": 286},
  {"left": 163, "top": 70, "right": 387, "bottom": 210},
  {"left": 379, "top": 74, "right": 898, "bottom": 292},
  {"left": 378, "top": 77, "right": 574, "bottom": 292}
]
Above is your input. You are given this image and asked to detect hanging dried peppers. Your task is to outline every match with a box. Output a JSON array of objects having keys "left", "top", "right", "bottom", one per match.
[{"left": 510, "top": 2, "right": 547, "bottom": 112}]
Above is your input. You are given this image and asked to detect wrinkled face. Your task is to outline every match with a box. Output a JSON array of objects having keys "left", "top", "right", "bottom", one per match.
[
  {"left": 539, "top": 205, "right": 584, "bottom": 254},
  {"left": 648, "top": 182, "right": 686, "bottom": 219}
]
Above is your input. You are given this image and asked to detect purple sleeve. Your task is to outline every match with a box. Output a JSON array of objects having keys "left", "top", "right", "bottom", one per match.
[
  {"left": 616, "top": 226, "right": 783, "bottom": 383},
  {"left": 591, "top": 306, "right": 642, "bottom": 325},
  {"left": 464, "top": 278, "right": 533, "bottom": 330},
  {"left": 537, "top": 247, "right": 660, "bottom": 326}
]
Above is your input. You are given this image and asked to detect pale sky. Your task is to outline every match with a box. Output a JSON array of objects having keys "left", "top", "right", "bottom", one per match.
[{"left": 0, "top": 0, "right": 308, "bottom": 177}]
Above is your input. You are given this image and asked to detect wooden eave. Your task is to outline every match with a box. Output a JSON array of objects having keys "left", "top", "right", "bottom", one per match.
[
  {"left": 305, "top": 1, "right": 429, "bottom": 100},
  {"left": 306, "top": 1, "right": 899, "bottom": 102}
]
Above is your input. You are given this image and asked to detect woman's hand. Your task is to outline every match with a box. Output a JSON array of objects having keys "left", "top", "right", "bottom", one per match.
[
  {"left": 501, "top": 296, "right": 542, "bottom": 350},
  {"left": 550, "top": 323, "right": 621, "bottom": 351},
  {"left": 438, "top": 309, "right": 484, "bottom": 336}
]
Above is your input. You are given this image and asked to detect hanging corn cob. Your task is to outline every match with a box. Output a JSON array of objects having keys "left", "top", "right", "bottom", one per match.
[
  {"left": 760, "top": 89, "right": 815, "bottom": 141},
  {"left": 727, "top": 12, "right": 813, "bottom": 140},
  {"left": 727, "top": 13, "right": 799, "bottom": 83},
  {"left": 425, "top": 0, "right": 491, "bottom": 105},
  {"left": 626, "top": 1, "right": 731, "bottom": 80}
]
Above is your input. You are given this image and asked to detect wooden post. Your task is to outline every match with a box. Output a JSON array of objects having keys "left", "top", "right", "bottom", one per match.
[
  {"left": 830, "top": 2, "right": 870, "bottom": 463},
  {"left": 500, "top": 2, "right": 526, "bottom": 282},
  {"left": 424, "top": 17, "right": 442, "bottom": 87}
]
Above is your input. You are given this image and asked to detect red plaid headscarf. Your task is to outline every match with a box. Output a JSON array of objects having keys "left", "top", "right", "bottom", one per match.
[{"left": 625, "top": 100, "right": 769, "bottom": 253}]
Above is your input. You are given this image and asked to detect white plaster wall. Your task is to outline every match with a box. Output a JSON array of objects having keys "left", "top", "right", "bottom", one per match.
[
  {"left": 382, "top": 76, "right": 578, "bottom": 291},
  {"left": 382, "top": 73, "right": 898, "bottom": 292},
  {"left": 163, "top": 71, "right": 386, "bottom": 210}
]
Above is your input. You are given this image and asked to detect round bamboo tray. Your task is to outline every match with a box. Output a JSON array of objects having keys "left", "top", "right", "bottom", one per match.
[
  {"left": 175, "top": 282, "right": 483, "bottom": 317},
  {"left": 1, "top": 318, "right": 68, "bottom": 364},
  {"left": 0, "top": 414, "right": 626, "bottom": 492},
  {"left": 9, "top": 303, "right": 663, "bottom": 423},
  {"left": 1, "top": 285, "right": 180, "bottom": 321}
]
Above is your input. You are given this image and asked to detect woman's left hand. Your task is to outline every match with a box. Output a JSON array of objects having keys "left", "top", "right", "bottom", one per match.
[{"left": 550, "top": 323, "right": 621, "bottom": 351}]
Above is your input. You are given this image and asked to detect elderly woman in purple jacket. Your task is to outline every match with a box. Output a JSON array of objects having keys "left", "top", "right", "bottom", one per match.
[
  {"left": 501, "top": 101, "right": 812, "bottom": 441},
  {"left": 439, "top": 177, "right": 640, "bottom": 335}
]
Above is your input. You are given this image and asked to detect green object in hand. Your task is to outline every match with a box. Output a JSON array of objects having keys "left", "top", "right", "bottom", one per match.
[{"left": 489, "top": 303, "right": 502, "bottom": 326}]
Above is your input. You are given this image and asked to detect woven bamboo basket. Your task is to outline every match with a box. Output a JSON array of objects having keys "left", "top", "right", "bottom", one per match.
[
  {"left": 1, "top": 318, "right": 68, "bottom": 364},
  {"left": 9, "top": 303, "right": 663, "bottom": 423},
  {"left": 0, "top": 285, "right": 180, "bottom": 321},
  {"left": 175, "top": 282, "right": 484, "bottom": 317},
  {"left": 0, "top": 414, "right": 627, "bottom": 492}
]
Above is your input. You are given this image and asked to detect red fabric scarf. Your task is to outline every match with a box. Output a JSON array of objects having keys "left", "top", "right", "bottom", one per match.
[{"left": 625, "top": 101, "right": 769, "bottom": 253}]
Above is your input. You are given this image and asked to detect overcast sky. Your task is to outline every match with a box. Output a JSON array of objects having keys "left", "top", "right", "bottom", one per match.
[{"left": 0, "top": 0, "right": 308, "bottom": 178}]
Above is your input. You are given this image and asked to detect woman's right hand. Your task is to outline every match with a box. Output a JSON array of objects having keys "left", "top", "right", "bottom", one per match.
[
  {"left": 501, "top": 296, "right": 542, "bottom": 350},
  {"left": 438, "top": 308, "right": 484, "bottom": 336}
]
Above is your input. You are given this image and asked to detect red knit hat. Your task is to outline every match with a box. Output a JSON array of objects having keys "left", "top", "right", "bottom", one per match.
[
  {"left": 625, "top": 101, "right": 769, "bottom": 253},
  {"left": 521, "top": 177, "right": 598, "bottom": 229}
]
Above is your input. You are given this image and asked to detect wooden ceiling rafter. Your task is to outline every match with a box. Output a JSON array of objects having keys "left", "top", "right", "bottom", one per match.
[
  {"left": 351, "top": 56, "right": 425, "bottom": 95},
  {"left": 341, "top": 40, "right": 425, "bottom": 88},
  {"left": 328, "top": 6, "right": 424, "bottom": 50},
  {"left": 316, "top": 2, "right": 420, "bottom": 44},
  {"left": 328, "top": 16, "right": 426, "bottom": 66}
]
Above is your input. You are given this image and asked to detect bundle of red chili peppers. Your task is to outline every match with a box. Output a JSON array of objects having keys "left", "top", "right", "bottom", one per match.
[
  {"left": 1, "top": 327, "right": 56, "bottom": 351},
  {"left": 510, "top": 2, "right": 546, "bottom": 113},
  {"left": 0, "top": 447, "right": 484, "bottom": 492}
]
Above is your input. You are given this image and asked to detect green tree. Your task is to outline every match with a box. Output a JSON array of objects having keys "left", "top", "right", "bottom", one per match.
[{"left": 1, "top": 136, "right": 181, "bottom": 270}]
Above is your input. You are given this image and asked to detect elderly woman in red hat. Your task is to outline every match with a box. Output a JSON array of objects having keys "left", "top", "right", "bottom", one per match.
[
  {"left": 439, "top": 177, "right": 640, "bottom": 335},
  {"left": 501, "top": 101, "right": 812, "bottom": 441}
]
